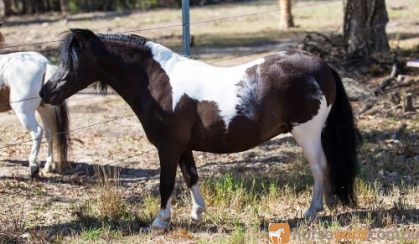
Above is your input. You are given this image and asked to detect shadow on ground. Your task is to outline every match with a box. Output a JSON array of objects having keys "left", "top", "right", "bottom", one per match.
[
  {"left": 268, "top": 207, "right": 418, "bottom": 229},
  {"left": 0, "top": 159, "right": 159, "bottom": 186}
]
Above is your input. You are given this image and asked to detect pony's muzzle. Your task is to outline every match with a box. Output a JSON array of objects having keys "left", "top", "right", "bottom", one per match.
[{"left": 39, "top": 82, "right": 60, "bottom": 105}]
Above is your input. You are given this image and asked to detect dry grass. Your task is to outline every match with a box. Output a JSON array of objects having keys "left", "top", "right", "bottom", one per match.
[
  {"left": 0, "top": 209, "right": 26, "bottom": 243},
  {"left": 61, "top": 117, "right": 418, "bottom": 243},
  {"left": 94, "top": 166, "right": 126, "bottom": 222}
]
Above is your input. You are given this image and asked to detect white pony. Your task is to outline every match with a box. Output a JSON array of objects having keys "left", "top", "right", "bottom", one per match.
[{"left": 0, "top": 52, "right": 70, "bottom": 177}]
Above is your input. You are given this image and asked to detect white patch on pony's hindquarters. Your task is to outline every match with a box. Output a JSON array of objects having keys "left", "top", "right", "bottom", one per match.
[
  {"left": 151, "top": 197, "right": 172, "bottom": 229},
  {"left": 190, "top": 184, "right": 206, "bottom": 221},
  {"left": 146, "top": 41, "right": 265, "bottom": 128},
  {"left": 291, "top": 95, "right": 331, "bottom": 145}
]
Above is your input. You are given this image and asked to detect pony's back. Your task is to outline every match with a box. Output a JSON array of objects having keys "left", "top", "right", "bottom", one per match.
[{"left": 0, "top": 52, "right": 50, "bottom": 101}]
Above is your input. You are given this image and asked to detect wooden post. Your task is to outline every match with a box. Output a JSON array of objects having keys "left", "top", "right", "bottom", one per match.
[{"left": 279, "top": 0, "right": 294, "bottom": 30}]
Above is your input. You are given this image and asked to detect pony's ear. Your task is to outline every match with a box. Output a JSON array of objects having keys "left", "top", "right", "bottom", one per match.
[{"left": 70, "top": 29, "right": 98, "bottom": 49}]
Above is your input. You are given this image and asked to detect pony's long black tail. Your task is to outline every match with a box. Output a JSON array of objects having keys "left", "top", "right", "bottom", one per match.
[
  {"left": 322, "top": 67, "right": 360, "bottom": 206},
  {"left": 54, "top": 102, "right": 70, "bottom": 171}
]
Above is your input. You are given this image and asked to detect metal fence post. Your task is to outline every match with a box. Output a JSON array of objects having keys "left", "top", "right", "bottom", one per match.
[{"left": 182, "top": 0, "right": 191, "bottom": 57}]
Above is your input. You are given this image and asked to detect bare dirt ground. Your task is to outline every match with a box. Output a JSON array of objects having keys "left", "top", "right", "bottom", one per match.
[{"left": 0, "top": 0, "right": 418, "bottom": 243}]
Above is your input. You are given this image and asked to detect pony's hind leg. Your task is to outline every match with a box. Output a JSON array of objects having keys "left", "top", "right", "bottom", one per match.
[
  {"left": 179, "top": 150, "right": 206, "bottom": 221},
  {"left": 293, "top": 130, "right": 327, "bottom": 219},
  {"left": 15, "top": 112, "right": 43, "bottom": 177},
  {"left": 291, "top": 97, "right": 330, "bottom": 219}
]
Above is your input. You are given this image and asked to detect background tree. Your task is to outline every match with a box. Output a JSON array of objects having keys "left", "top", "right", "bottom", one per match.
[
  {"left": 343, "top": 0, "right": 390, "bottom": 62},
  {"left": 60, "top": 0, "right": 70, "bottom": 12},
  {"left": 278, "top": 0, "right": 294, "bottom": 30},
  {"left": 3, "top": 0, "right": 13, "bottom": 16}
]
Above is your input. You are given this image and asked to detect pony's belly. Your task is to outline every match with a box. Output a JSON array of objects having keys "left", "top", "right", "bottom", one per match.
[
  {"left": 191, "top": 132, "right": 283, "bottom": 153},
  {"left": 0, "top": 86, "right": 11, "bottom": 112},
  {"left": 190, "top": 118, "right": 289, "bottom": 153}
]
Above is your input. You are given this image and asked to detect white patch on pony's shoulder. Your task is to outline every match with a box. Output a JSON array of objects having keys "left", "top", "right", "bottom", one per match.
[
  {"left": 146, "top": 41, "right": 265, "bottom": 127},
  {"left": 145, "top": 42, "right": 175, "bottom": 66}
]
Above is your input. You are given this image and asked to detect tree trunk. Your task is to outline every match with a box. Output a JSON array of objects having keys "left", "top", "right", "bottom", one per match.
[
  {"left": 59, "top": 0, "right": 70, "bottom": 12},
  {"left": 3, "top": 0, "right": 13, "bottom": 16},
  {"left": 279, "top": 0, "right": 294, "bottom": 30},
  {"left": 343, "top": 0, "right": 390, "bottom": 61}
]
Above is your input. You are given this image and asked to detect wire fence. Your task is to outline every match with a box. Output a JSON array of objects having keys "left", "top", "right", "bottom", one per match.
[
  {"left": 0, "top": 1, "right": 336, "bottom": 105},
  {"left": 0, "top": 1, "right": 413, "bottom": 168},
  {"left": 0, "top": 113, "right": 137, "bottom": 150},
  {"left": 0, "top": 1, "right": 337, "bottom": 51}
]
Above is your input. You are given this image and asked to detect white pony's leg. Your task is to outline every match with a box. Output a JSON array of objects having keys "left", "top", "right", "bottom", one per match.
[
  {"left": 15, "top": 112, "right": 43, "bottom": 177},
  {"left": 291, "top": 96, "right": 331, "bottom": 219},
  {"left": 37, "top": 105, "right": 55, "bottom": 172}
]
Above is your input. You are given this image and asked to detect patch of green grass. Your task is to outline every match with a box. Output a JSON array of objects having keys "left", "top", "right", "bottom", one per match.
[
  {"left": 80, "top": 225, "right": 122, "bottom": 241},
  {"left": 138, "top": 194, "right": 160, "bottom": 223},
  {"left": 356, "top": 178, "right": 381, "bottom": 205},
  {"left": 225, "top": 223, "right": 246, "bottom": 244},
  {"left": 201, "top": 172, "right": 295, "bottom": 213}
]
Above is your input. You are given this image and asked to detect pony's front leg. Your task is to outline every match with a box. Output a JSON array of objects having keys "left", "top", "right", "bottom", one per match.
[
  {"left": 179, "top": 150, "right": 206, "bottom": 221},
  {"left": 151, "top": 147, "right": 181, "bottom": 230},
  {"left": 15, "top": 112, "right": 43, "bottom": 177}
]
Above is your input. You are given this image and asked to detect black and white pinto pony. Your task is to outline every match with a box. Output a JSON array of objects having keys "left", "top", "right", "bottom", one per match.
[
  {"left": 40, "top": 29, "right": 359, "bottom": 230},
  {"left": 0, "top": 52, "right": 69, "bottom": 177}
]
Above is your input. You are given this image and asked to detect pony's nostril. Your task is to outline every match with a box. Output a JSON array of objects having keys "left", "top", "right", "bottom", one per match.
[
  {"left": 39, "top": 85, "right": 50, "bottom": 99},
  {"left": 39, "top": 88, "right": 44, "bottom": 99}
]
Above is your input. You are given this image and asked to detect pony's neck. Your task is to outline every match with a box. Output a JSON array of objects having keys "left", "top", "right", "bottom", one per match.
[
  {"left": 100, "top": 41, "right": 174, "bottom": 113},
  {"left": 100, "top": 46, "right": 149, "bottom": 103}
]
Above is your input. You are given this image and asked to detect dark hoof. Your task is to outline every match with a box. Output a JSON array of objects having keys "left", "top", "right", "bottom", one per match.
[
  {"left": 30, "top": 166, "right": 40, "bottom": 178},
  {"left": 326, "top": 196, "right": 337, "bottom": 209}
]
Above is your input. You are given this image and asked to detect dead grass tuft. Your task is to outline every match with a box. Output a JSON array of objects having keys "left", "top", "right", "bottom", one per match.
[
  {"left": 94, "top": 166, "right": 127, "bottom": 222},
  {"left": 0, "top": 209, "right": 26, "bottom": 243}
]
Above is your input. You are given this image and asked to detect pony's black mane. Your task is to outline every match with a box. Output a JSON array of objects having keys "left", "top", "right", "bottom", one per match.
[
  {"left": 97, "top": 33, "right": 149, "bottom": 49},
  {"left": 60, "top": 32, "right": 150, "bottom": 94}
]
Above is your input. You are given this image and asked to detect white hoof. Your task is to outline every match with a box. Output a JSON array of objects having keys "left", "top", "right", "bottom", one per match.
[
  {"left": 43, "top": 161, "right": 55, "bottom": 173},
  {"left": 151, "top": 216, "right": 170, "bottom": 231},
  {"left": 191, "top": 205, "right": 206, "bottom": 222}
]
